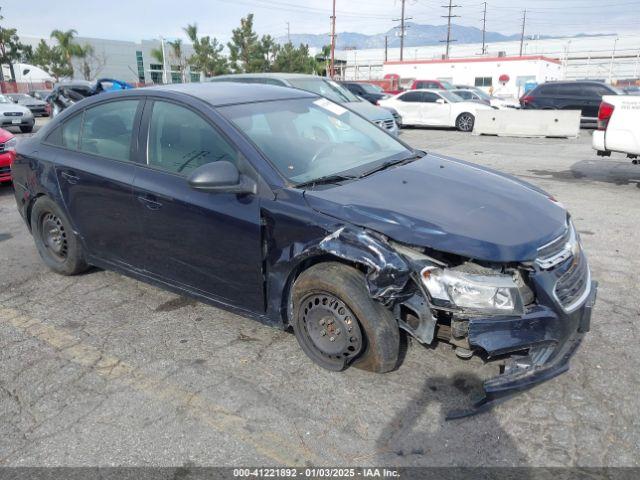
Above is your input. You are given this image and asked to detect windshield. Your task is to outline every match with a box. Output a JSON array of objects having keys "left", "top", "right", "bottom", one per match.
[
  {"left": 287, "top": 78, "right": 361, "bottom": 104},
  {"left": 360, "top": 83, "right": 384, "bottom": 94},
  {"left": 0, "top": 95, "right": 10, "bottom": 103},
  {"left": 439, "top": 80, "right": 455, "bottom": 90},
  {"left": 220, "top": 97, "right": 411, "bottom": 185},
  {"left": 473, "top": 89, "right": 492, "bottom": 100},
  {"left": 9, "top": 94, "right": 31, "bottom": 101},
  {"left": 439, "top": 91, "right": 464, "bottom": 103}
]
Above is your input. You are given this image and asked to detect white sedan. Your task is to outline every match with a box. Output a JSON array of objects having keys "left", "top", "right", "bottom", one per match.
[{"left": 379, "top": 89, "right": 493, "bottom": 132}]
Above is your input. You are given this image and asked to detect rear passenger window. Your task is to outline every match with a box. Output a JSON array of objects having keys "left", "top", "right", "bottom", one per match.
[
  {"left": 399, "top": 91, "right": 423, "bottom": 102},
  {"left": 46, "top": 113, "right": 83, "bottom": 149},
  {"left": 147, "top": 101, "right": 237, "bottom": 175},
  {"left": 79, "top": 100, "right": 139, "bottom": 162}
]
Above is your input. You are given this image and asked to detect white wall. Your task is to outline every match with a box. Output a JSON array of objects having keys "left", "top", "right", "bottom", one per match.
[{"left": 380, "top": 58, "right": 562, "bottom": 97}]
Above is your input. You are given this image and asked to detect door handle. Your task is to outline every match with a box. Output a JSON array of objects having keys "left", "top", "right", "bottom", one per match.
[
  {"left": 60, "top": 171, "right": 79, "bottom": 184},
  {"left": 137, "top": 194, "right": 163, "bottom": 210}
]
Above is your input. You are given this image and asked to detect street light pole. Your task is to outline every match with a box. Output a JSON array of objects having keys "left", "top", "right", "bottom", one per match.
[{"left": 330, "top": 0, "right": 336, "bottom": 78}]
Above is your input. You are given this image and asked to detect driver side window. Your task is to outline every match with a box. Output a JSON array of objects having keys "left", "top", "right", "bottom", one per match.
[{"left": 147, "top": 101, "right": 238, "bottom": 175}]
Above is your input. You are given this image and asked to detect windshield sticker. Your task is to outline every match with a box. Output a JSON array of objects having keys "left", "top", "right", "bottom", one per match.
[{"left": 314, "top": 98, "right": 348, "bottom": 117}]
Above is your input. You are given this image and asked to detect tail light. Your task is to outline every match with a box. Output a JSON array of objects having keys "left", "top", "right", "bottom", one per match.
[
  {"left": 597, "top": 102, "right": 615, "bottom": 131},
  {"left": 520, "top": 95, "right": 533, "bottom": 105}
]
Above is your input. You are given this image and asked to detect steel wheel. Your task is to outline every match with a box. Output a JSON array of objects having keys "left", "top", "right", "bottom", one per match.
[
  {"left": 456, "top": 113, "right": 475, "bottom": 132},
  {"left": 40, "top": 212, "right": 68, "bottom": 262},
  {"left": 299, "top": 293, "right": 364, "bottom": 365}
]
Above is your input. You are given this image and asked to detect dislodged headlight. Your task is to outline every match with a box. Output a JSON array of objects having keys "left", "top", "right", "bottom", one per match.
[
  {"left": 421, "top": 267, "right": 524, "bottom": 316},
  {"left": 4, "top": 137, "right": 17, "bottom": 152}
]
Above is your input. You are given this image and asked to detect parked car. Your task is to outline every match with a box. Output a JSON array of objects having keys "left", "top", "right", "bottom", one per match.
[
  {"left": 48, "top": 78, "right": 134, "bottom": 118},
  {"left": 341, "top": 82, "right": 389, "bottom": 105},
  {"left": 410, "top": 79, "right": 455, "bottom": 90},
  {"left": 0, "top": 94, "right": 35, "bottom": 133},
  {"left": 210, "top": 73, "right": 400, "bottom": 136},
  {"left": 28, "top": 89, "right": 53, "bottom": 101},
  {"left": 520, "top": 81, "right": 625, "bottom": 126},
  {"left": 593, "top": 95, "right": 640, "bottom": 162},
  {"left": 0, "top": 128, "right": 16, "bottom": 183},
  {"left": 452, "top": 88, "right": 519, "bottom": 110},
  {"left": 5, "top": 93, "right": 49, "bottom": 117},
  {"left": 12, "top": 82, "right": 596, "bottom": 415},
  {"left": 379, "top": 89, "right": 493, "bottom": 132}
]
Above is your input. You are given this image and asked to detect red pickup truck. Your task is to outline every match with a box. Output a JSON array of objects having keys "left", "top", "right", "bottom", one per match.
[
  {"left": 410, "top": 79, "right": 455, "bottom": 90},
  {"left": 0, "top": 128, "right": 16, "bottom": 183}
]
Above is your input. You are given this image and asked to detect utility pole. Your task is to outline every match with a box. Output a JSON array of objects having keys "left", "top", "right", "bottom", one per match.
[
  {"left": 286, "top": 22, "right": 291, "bottom": 43},
  {"left": 393, "top": 0, "right": 411, "bottom": 61},
  {"left": 609, "top": 36, "right": 619, "bottom": 84},
  {"left": 519, "top": 9, "right": 527, "bottom": 57},
  {"left": 330, "top": 0, "right": 336, "bottom": 78},
  {"left": 481, "top": 2, "right": 487, "bottom": 55},
  {"left": 441, "top": 0, "right": 460, "bottom": 59},
  {"left": 384, "top": 35, "right": 388, "bottom": 62}
]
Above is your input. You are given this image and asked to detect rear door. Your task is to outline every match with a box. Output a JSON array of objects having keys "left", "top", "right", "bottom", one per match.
[
  {"left": 132, "top": 98, "right": 264, "bottom": 310},
  {"left": 48, "top": 98, "right": 144, "bottom": 267},
  {"left": 394, "top": 91, "right": 423, "bottom": 124}
]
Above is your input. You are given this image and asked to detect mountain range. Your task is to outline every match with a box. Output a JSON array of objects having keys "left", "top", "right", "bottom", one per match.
[{"left": 278, "top": 22, "right": 524, "bottom": 50}]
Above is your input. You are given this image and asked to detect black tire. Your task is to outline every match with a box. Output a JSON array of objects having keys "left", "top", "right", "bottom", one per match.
[
  {"left": 30, "top": 196, "right": 89, "bottom": 275},
  {"left": 291, "top": 262, "right": 399, "bottom": 373},
  {"left": 456, "top": 112, "right": 475, "bottom": 132},
  {"left": 20, "top": 126, "right": 34, "bottom": 133}
]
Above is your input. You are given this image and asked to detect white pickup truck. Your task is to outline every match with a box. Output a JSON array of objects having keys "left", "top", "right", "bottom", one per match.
[{"left": 593, "top": 95, "right": 640, "bottom": 163}]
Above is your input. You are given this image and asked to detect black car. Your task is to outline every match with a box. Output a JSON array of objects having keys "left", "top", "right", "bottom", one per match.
[
  {"left": 12, "top": 83, "right": 596, "bottom": 416},
  {"left": 341, "top": 81, "right": 388, "bottom": 105},
  {"left": 5, "top": 93, "right": 49, "bottom": 117},
  {"left": 520, "top": 81, "right": 624, "bottom": 126}
]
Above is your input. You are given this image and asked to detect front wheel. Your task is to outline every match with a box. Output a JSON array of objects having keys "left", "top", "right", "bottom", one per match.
[
  {"left": 30, "top": 196, "right": 89, "bottom": 275},
  {"left": 456, "top": 112, "right": 475, "bottom": 132},
  {"left": 291, "top": 262, "right": 400, "bottom": 373}
]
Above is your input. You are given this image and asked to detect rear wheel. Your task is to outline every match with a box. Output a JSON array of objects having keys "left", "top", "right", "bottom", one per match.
[
  {"left": 291, "top": 262, "right": 400, "bottom": 373},
  {"left": 30, "top": 197, "right": 89, "bottom": 275},
  {"left": 456, "top": 112, "right": 475, "bottom": 132}
]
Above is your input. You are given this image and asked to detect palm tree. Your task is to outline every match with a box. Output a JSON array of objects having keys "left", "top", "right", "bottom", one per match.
[{"left": 50, "top": 29, "right": 81, "bottom": 78}]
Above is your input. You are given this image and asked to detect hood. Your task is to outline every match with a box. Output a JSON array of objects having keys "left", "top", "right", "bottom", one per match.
[
  {"left": 0, "top": 103, "right": 32, "bottom": 115},
  {"left": 304, "top": 154, "right": 567, "bottom": 263},
  {"left": 20, "top": 98, "right": 45, "bottom": 106},
  {"left": 346, "top": 100, "right": 394, "bottom": 122}
]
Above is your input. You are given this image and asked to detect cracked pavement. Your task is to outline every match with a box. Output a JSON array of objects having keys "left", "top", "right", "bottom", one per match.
[{"left": 0, "top": 125, "right": 639, "bottom": 466}]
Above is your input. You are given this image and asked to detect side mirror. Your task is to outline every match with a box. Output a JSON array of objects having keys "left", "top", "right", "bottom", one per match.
[
  {"left": 436, "top": 98, "right": 446, "bottom": 104},
  {"left": 188, "top": 161, "right": 257, "bottom": 195}
]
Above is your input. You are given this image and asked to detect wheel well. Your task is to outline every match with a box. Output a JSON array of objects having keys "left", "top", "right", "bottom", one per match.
[
  {"left": 280, "top": 255, "right": 366, "bottom": 328},
  {"left": 25, "top": 193, "right": 46, "bottom": 232}
]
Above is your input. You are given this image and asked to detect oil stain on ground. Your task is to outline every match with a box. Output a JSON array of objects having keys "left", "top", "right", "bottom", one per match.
[{"left": 0, "top": 232, "right": 13, "bottom": 243}]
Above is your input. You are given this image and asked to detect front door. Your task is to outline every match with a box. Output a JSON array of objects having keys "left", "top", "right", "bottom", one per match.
[
  {"left": 133, "top": 99, "right": 264, "bottom": 311},
  {"left": 419, "top": 92, "right": 451, "bottom": 126},
  {"left": 52, "top": 99, "right": 143, "bottom": 267}
]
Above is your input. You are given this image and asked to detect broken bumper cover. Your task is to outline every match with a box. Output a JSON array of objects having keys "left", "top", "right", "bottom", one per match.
[{"left": 448, "top": 280, "right": 597, "bottom": 419}]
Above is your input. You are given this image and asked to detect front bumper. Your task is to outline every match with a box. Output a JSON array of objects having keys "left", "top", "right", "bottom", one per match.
[
  {"left": 1, "top": 117, "right": 34, "bottom": 128},
  {"left": 0, "top": 151, "right": 14, "bottom": 182},
  {"left": 448, "top": 280, "right": 597, "bottom": 419}
]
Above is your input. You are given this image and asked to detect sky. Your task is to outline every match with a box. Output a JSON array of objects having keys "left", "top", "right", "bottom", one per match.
[{"left": 3, "top": 0, "right": 640, "bottom": 44}]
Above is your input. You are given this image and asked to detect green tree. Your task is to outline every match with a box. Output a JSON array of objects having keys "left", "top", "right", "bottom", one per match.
[
  {"left": 227, "top": 14, "right": 278, "bottom": 73},
  {"left": 50, "top": 29, "right": 82, "bottom": 78},
  {"left": 30, "top": 40, "right": 72, "bottom": 81},
  {"left": 272, "top": 42, "right": 317, "bottom": 74},
  {"left": 168, "top": 39, "right": 187, "bottom": 82},
  {"left": 0, "top": 15, "right": 30, "bottom": 82},
  {"left": 184, "top": 23, "right": 229, "bottom": 78}
]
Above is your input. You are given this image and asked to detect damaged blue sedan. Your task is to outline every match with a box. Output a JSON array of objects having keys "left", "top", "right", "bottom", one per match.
[{"left": 12, "top": 83, "right": 596, "bottom": 416}]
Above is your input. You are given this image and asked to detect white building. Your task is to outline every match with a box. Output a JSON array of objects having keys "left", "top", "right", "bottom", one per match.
[
  {"left": 381, "top": 55, "right": 563, "bottom": 98},
  {"left": 339, "top": 34, "right": 640, "bottom": 86}
]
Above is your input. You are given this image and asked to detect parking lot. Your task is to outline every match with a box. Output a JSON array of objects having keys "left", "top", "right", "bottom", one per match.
[{"left": 1, "top": 121, "right": 639, "bottom": 467}]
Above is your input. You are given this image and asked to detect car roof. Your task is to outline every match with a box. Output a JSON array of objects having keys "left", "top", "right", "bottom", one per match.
[
  {"left": 542, "top": 80, "right": 608, "bottom": 85},
  {"left": 212, "top": 73, "right": 330, "bottom": 81},
  {"left": 145, "top": 81, "right": 317, "bottom": 106}
]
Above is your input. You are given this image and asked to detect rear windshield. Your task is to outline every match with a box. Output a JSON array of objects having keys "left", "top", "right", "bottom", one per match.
[{"left": 287, "top": 78, "right": 360, "bottom": 104}]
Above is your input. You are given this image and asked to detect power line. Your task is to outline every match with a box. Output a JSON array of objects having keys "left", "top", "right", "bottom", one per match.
[{"left": 441, "top": 0, "right": 460, "bottom": 59}]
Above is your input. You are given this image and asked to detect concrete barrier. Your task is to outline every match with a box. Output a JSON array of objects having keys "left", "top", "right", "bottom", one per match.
[{"left": 473, "top": 110, "right": 581, "bottom": 138}]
